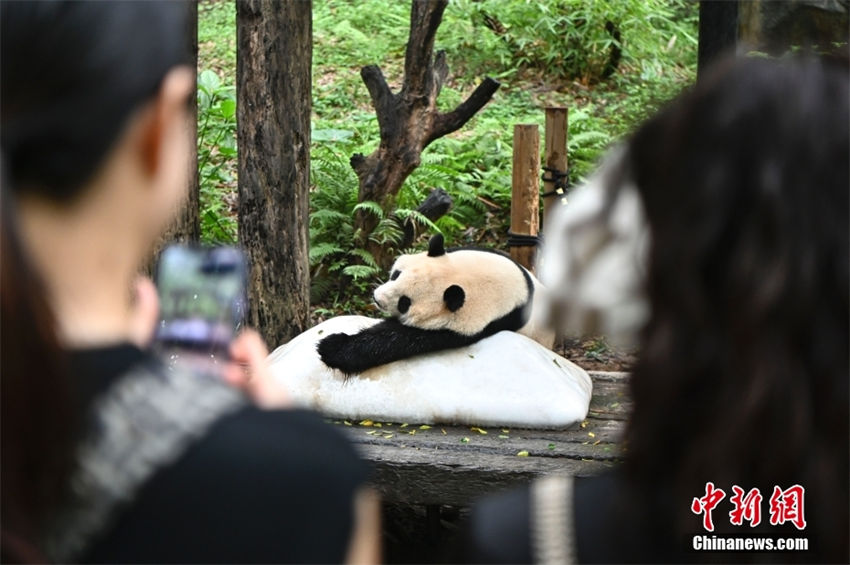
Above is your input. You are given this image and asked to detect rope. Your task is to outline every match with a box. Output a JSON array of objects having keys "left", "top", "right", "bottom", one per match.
[
  {"left": 541, "top": 166, "right": 571, "bottom": 199},
  {"left": 507, "top": 230, "right": 542, "bottom": 248}
]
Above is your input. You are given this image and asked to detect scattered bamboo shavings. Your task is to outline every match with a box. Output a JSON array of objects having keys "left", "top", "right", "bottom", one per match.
[
  {"left": 501, "top": 429, "right": 510, "bottom": 433},
  {"left": 359, "top": 419, "right": 374, "bottom": 427},
  {"left": 419, "top": 425, "right": 431, "bottom": 430},
  {"left": 441, "top": 428, "right": 447, "bottom": 435},
  {"left": 408, "top": 430, "right": 417, "bottom": 436},
  {"left": 498, "top": 435, "right": 510, "bottom": 439},
  {"left": 400, "top": 423, "right": 409, "bottom": 428},
  {"left": 460, "top": 437, "right": 469, "bottom": 443},
  {"left": 592, "top": 440, "right": 601, "bottom": 446},
  {"left": 343, "top": 421, "right": 352, "bottom": 426},
  {"left": 580, "top": 420, "right": 588, "bottom": 429},
  {"left": 470, "top": 427, "right": 487, "bottom": 435},
  {"left": 588, "top": 432, "right": 596, "bottom": 438},
  {"left": 517, "top": 450, "right": 529, "bottom": 457},
  {"left": 374, "top": 423, "right": 382, "bottom": 428},
  {"left": 365, "top": 430, "right": 378, "bottom": 436},
  {"left": 383, "top": 434, "right": 394, "bottom": 439}
]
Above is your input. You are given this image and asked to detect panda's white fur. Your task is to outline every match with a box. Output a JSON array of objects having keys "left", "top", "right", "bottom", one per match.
[
  {"left": 316, "top": 234, "right": 554, "bottom": 375},
  {"left": 375, "top": 245, "right": 551, "bottom": 347}
]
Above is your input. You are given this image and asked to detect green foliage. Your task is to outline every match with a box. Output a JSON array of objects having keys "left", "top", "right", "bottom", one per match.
[
  {"left": 443, "top": 0, "right": 697, "bottom": 84},
  {"left": 197, "top": 69, "right": 238, "bottom": 244},
  {"left": 198, "top": 0, "right": 236, "bottom": 74},
  {"left": 308, "top": 144, "right": 383, "bottom": 309},
  {"left": 200, "top": 0, "right": 699, "bottom": 315}
]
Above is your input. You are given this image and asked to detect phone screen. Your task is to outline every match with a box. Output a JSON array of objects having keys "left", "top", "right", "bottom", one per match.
[{"left": 153, "top": 245, "right": 248, "bottom": 375}]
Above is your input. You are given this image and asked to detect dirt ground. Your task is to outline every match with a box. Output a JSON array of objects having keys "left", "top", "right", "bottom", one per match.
[{"left": 555, "top": 335, "right": 636, "bottom": 372}]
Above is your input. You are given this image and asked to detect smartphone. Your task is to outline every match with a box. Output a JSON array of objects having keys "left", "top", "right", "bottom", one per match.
[{"left": 153, "top": 244, "right": 248, "bottom": 376}]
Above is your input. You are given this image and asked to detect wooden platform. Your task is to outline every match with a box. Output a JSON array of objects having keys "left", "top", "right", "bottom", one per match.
[{"left": 335, "top": 371, "right": 631, "bottom": 507}]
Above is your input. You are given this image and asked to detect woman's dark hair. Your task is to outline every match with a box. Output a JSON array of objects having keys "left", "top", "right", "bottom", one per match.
[
  {"left": 0, "top": 1, "right": 190, "bottom": 557},
  {"left": 623, "top": 56, "right": 848, "bottom": 562},
  {"left": 1, "top": 0, "right": 191, "bottom": 201}
]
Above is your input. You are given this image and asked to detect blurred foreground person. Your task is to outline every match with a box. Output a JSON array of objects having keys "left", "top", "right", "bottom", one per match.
[
  {"left": 0, "top": 2, "right": 379, "bottom": 562},
  {"left": 463, "top": 55, "right": 848, "bottom": 563}
]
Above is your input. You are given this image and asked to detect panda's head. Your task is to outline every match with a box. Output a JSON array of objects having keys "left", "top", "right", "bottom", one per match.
[{"left": 374, "top": 234, "right": 466, "bottom": 328}]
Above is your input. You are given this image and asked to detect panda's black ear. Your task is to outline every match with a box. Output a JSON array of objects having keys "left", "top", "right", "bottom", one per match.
[
  {"left": 443, "top": 284, "right": 465, "bottom": 312},
  {"left": 427, "top": 234, "right": 446, "bottom": 257}
]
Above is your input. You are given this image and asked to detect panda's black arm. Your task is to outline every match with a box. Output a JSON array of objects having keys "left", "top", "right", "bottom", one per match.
[{"left": 316, "top": 318, "right": 477, "bottom": 376}]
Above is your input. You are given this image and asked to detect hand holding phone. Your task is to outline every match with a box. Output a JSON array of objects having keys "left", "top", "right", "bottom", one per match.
[{"left": 153, "top": 245, "right": 248, "bottom": 376}]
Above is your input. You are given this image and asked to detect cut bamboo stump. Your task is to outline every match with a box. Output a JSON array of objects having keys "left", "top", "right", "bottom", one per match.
[
  {"left": 510, "top": 124, "right": 540, "bottom": 272},
  {"left": 543, "top": 107, "right": 568, "bottom": 225}
]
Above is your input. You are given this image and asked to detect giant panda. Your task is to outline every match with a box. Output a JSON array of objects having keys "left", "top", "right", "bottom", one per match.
[{"left": 317, "top": 234, "right": 553, "bottom": 375}]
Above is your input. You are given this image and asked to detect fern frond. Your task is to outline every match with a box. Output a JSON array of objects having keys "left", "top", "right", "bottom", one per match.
[{"left": 352, "top": 200, "right": 385, "bottom": 219}]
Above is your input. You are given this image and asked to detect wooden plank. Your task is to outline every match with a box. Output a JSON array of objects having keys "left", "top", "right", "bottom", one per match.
[
  {"left": 332, "top": 371, "right": 630, "bottom": 506},
  {"left": 510, "top": 124, "right": 540, "bottom": 272},
  {"left": 542, "top": 107, "right": 568, "bottom": 224}
]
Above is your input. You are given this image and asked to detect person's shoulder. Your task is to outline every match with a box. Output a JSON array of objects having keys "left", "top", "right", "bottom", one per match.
[
  {"left": 84, "top": 405, "right": 371, "bottom": 563},
  {"left": 204, "top": 404, "right": 369, "bottom": 476}
]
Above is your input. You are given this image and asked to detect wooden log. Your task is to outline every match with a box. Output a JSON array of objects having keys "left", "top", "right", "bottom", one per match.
[
  {"left": 338, "top": 371, "right": 630, "bottom": 506},
  {"left": 542, "top": 107, "right": 568, "bottom": 226},
  {"left": 510, "top": 124, "right": 540, "bottom": 272}
]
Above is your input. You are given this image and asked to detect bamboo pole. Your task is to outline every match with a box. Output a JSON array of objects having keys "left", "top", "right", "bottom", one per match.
[
  {"left": 510, "top": 124, "right": 540, "bottom": 272},
  {"left": 542, "top": 107, "right": 568, "bottom": 225}
]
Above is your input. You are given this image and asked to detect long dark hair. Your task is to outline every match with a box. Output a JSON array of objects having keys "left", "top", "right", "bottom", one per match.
[
  {"left": 623, "top": 56, "right": 848, "bottom": 561},
  {"left": 0, "top": 1, "right": 190, "bottom": 557}
]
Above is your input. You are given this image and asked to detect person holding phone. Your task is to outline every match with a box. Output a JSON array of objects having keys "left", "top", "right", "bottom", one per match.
[{"left": 0, "top": 2, "right": 379, "bottom": 563}]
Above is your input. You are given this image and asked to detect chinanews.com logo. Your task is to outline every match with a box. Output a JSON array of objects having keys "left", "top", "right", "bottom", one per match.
[{"left": 689, "top": 482, "right": 810, "bottom": 553}]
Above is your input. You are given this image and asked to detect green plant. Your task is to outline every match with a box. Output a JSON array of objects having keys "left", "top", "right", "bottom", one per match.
[
  {"left": 197, "top": 69, "right": 238, "bottom": 243},
  {"left": 444, "top": 0, "right": 697, "bottom": 84},
  {"left": 199, "top": 0, "right": 699, "bottom": 319}
]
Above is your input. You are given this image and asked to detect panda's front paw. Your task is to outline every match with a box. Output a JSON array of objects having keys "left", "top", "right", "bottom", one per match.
[{"left": 317, "top": 332, "right": 359, "bottom": 374}]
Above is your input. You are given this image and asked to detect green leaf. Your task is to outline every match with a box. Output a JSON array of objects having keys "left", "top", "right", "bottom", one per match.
[
  {"left": 352, "top": 201, "right": 385, "bottom": 219},
  {"left": 342, "top": 265, "right": 379, "bottom": 280},
  {"left": 312, "top": 128, "right": 355, "bottom": 142},
  {"left": 218, "top": 99, "right": 236, "bottom": 120},
  {"left": 309, "top": 242, "right": 342, "bottom": 264},
  {"left": 348, "top": 248, "right": 378, "bottom": 268},
  {"left": 198, "top": 69, "right": 221, "bottom": 93}
]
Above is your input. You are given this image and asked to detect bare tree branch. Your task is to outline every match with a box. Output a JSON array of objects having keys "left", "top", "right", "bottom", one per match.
[
  {"left": 403, "top": 0, "right": 448, "bottom": 98},
  {"left": 428, "top": 77, "right": 501, "bottom": 145}
]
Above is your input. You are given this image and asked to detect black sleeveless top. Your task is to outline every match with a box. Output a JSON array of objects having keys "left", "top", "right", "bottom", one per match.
[{"left": 51, "top": 344, "right": 370, "bottom": 564}]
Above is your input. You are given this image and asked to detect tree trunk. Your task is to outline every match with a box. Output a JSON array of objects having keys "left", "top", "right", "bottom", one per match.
[
  {"left": 351, "top": 0, "right": 499, "bottom": 269},
  {"left": 697, "top": 0, "right": 739, "bottom": 78},
  {"left": 144, "top": 1, "right": 200, "bottom": 273},
  {"left": 237, "top": 0, "right": 312, "bottom": 347}
]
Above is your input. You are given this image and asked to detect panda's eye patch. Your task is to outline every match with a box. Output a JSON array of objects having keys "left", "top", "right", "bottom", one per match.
[
  {"left": 397, "top": 295, "right": 411, "bottom": 314},
  {"left": 390, "top": 270, "right": 401, "bottom": 281}
]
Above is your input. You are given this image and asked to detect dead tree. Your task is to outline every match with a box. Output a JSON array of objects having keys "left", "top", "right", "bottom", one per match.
[
  {"left": 237, "top": 0, "right": 312, "bottom": 346},
  {"left": 350, "top": 0, "right": 499, "bottom": 268}
]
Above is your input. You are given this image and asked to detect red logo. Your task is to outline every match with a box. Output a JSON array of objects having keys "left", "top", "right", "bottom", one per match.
[
  {"left": 769, "top": 485, "right": 807, "bottom": 530},
  {"left": 693, "top": 483, "right": 806, "bottom": 532},
  {"left": 691, "top": 482, "right": 726, "bottom": 532},
  {"left": 729, "top": 486, "right": 763, "bottom": 527}
]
